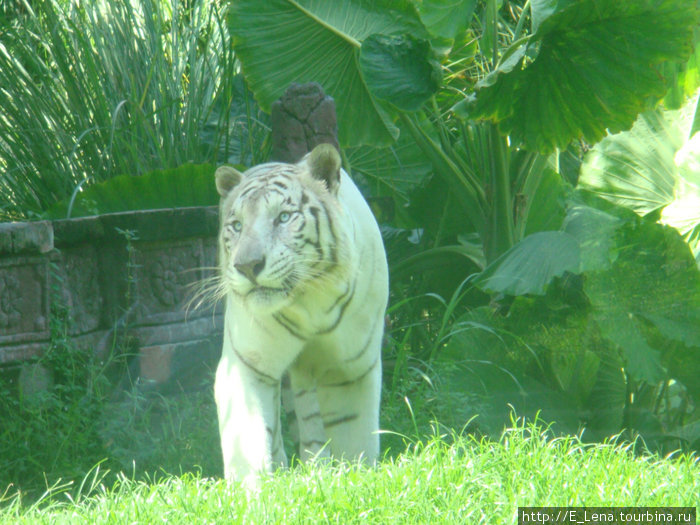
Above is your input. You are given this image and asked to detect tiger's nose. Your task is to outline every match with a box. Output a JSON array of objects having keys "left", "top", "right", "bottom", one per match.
[{"left": 234, "top": 256, "right": 266, "bottom": 282}]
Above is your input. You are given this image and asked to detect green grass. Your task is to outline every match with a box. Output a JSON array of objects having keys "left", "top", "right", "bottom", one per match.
[
  {"left": 0, "top": 294, "right": 222, "bottom": 496},
  {"left": 3, "top": 293, "right": 697, "bottom": 523},
  {"left": 1, "top": 422, "right": 697, "bottom": 524},
  {"left": 2, "top": 299, "right": 698, "bottom": 521}
]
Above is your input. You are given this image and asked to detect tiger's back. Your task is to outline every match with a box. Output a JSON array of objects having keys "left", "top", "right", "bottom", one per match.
[{"left": 213, "top": 144, "right": 388, "bottom": 484}]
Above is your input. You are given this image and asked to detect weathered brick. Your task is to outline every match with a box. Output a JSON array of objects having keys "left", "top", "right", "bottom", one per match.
[
  {"left": 11, "top": 221, "right": 53, "bottom": 254},
  {"left": 53, "top": 214, "right": 105, "bottom": 246},
  {"left": 139, "top": 345, "right": 174, "bottom": 384},
  {"left": 0, "top": 224, "right": 12, "bottom": 254}
]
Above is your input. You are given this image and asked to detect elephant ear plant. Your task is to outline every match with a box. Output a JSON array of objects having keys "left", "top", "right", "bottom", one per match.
[
  {"left": 228, "top": 0, "right": 696, "bottom": 264},
  {"left": 226, "top": 0, "right": 700, "bottom": 450},
  {"left": 579, "top": 92, "right": 700, "bottom": 264}
]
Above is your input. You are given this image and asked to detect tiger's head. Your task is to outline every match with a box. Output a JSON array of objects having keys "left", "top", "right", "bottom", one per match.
[{"left": 215, "top": 144, "right": 348, "bottom": 313}]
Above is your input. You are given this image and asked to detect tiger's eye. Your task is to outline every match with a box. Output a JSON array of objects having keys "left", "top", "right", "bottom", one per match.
[
  {"left": 231, "top": 220, "right": 243, "bottom": 232},
  {"left": 277, "top": 211, "right": 291, "bottom": 224}
]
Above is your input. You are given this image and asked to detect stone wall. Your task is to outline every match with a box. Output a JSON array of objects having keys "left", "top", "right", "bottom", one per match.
[
  {"left": 1, "top": 82, "right": 339, "bottom": 397},
  {"left": 0, "top": 206, "right": 222, "bottom": 393}
]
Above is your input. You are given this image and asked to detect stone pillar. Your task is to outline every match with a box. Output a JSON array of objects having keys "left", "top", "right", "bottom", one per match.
[
  {"left": 0, "top": 222, "right": 53, "bottom": 363},
  {"left": 270, "top": 82, "right": 340, "bottom": 163}
]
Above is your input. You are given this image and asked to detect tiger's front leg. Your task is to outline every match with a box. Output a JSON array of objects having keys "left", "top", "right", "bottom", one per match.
[
  {"left": 317, "top": 324, "right": 384, "bottom": 464},
  {"left": 318, "top": 357, "right": 382, "bottom": 463},
  {"left": 214, "top": 346, "right": 287, "bottom": 486}
]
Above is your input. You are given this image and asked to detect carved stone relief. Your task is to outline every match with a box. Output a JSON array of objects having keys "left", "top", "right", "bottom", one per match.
[
  {"left": 0, "top": 272, "right": 21, "bottom": 331},
  {"left": 0, "top": 258, "right": 48, "bottom": 344},
  {"left": 270, "top": 82, "right": 339, "bottom": 163},
  {"left": 134, "top": 239, "right": 203, "bottom": 324}
]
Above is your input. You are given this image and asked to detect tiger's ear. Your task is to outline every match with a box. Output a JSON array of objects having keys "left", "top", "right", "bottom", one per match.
[
  {"left": 215, "top": 165, "right": 243, "bottom": 196},
  {"left": 307, "top": 144, "right": 341, "bottom": 195}
]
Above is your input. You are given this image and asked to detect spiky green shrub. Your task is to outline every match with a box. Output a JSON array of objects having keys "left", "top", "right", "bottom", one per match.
[{"left": 0, "top": 0, "right": 264, "bottom": 220}]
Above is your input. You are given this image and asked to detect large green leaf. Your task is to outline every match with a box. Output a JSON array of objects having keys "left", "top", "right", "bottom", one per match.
[
  {"left": 562, "top": 203, "right": 622, "bottom": 272},
  {"left": 45, "top": 164, "right": 217, "bottom": 219},
  {"left": 228, "top": 0, "right": 430, "bottom": 147},
  {"left": 443, "top": 306, "right": 596, "bottom": 437},
  {"left": 593, "top": 312, "right": 663, "bottom": 384},
  {"left": 584, "top": 349, "right": 626, "bottom": 440},
  {"left": 521, "top": 164, "right": 570, "bottom": 237},
  {"left": 579, "top": 110, "right": 682, "bottom": 215},
  {"left": 579, "top": 93, "right": 700, "bottom": 261},
  {"left": 660, "top": 131, "right": 700, "bottom": 262},
  {"left": 346, "top": 118, "right": 433, "bottom": 206},
  {"left": 359, "top": 33, "right": 442, "bottom": 112},
  {"left": 529, "top": 0, "right": 577, "bottom": 33},
  {"left": 416, "top": 0, "right": 477, "bottom": 41},
  {"left": 584, "top": 218, "right": 700, "bottom": 384},
  {"left": 463, "top": 0, "right": 698, "bottom": 152},
  {"left": 475, "top": 231, "right": 581, "bottom": 296}
]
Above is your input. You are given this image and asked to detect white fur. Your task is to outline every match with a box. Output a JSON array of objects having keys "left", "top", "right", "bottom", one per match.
[{"left": 214, "top": 150, "right": 388, "bottom": 486}]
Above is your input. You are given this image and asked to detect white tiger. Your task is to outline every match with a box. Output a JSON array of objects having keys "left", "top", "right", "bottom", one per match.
[{"left": 213, "top": 143, "right": 388, "bottom": 484}]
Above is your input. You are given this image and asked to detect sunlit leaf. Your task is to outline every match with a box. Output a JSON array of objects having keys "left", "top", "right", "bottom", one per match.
[
  {"left": 416, "top": 0, "right": 477, "bottom": 40},
  {"left": 579, "top": 92, "right": 700, "bottom": 261},
  {"left": 661, "top": 130, "right": 700, "bottom": 261},
  {"left": 466, "top": 0, "right": 699, "bottom": 152}
]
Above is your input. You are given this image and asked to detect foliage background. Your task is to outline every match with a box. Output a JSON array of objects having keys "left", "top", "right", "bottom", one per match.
[
  {"left": 0, "top": 0, "right": 267, "bottom": 220},
  {"left": 224, "top": 0, "right": 700, "bottom": 455},
  {"left": 0, "top": 0, "right": 699, "bottom": 502}
]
